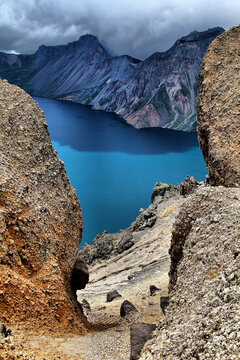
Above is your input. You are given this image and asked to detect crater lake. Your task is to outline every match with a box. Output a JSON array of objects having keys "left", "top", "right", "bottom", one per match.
[{"left": 35, "top": 97, "right": 207, "bottom": 245}]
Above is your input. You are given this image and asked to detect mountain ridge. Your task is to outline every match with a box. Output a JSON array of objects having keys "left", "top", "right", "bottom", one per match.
[{"left": 0, "top": 27, "right": 224, "bottom": 131}]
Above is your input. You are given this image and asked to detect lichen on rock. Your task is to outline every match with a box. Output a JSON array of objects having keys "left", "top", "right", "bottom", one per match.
[{"left": 0, "top": 79, "right": 86, "bottom": 333}]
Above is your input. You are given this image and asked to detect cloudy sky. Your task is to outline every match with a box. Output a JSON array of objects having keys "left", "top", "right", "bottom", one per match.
[{"left": 0, "top": 0, "right": 239, "bottom": 59}]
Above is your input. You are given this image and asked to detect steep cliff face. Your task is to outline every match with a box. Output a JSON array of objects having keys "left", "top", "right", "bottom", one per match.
[
  {"left": 0, "top": 28, "right": 224, "bottom": 131},
  {"left": 197, "top": 26, "right": 240, "bottom": 186},
  {"left": 0, "top": 79, "right": 86, "bottom": 333}
]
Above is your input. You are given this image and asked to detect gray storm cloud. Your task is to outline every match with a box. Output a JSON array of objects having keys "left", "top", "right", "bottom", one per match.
[{"left": 0, "top": 0, "right": 239, "bottom": 58}]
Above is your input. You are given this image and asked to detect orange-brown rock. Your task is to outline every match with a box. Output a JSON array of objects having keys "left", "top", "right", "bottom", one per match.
[
  {"left": 0, "top": 79, "right": 86, "bottom": 334},
  {"left": 197, "top": 25, "right": 240, "bottom": 187}
]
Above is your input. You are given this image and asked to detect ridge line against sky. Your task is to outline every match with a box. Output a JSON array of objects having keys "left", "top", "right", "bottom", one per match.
[{"left": 0, "top": 0, "right": 239, "bottom": 59}]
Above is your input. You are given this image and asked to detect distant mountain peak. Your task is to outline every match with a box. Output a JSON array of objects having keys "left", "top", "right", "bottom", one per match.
[
  {"left": 76, "top": 33, "right": 108, "bottom": 55},
  {"left": 78, "top": 33, "right": 99, "bottom": 42},
  {"left": 179, "top": 27, "right": 225, "bottom": 43}
]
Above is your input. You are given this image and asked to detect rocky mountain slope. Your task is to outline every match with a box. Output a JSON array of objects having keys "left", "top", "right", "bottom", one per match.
[
  {"left": 0, "top": 79, "right": 86, "bottom": 334},
  {"left": 0, "top": 27, "right": 224, "bottom": 131}
]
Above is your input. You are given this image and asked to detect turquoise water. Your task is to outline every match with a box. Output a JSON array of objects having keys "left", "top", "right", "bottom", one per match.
[{"left": 35, "top": 97, "right": 207, "bottom": 245}]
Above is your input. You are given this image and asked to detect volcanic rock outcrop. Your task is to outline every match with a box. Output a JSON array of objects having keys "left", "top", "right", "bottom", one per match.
[
  {"left": 197, "top": 25, "right": 240, "bottom": 187},
  {"left": 0, "top": 28, "right": 224, "bottom": 131},
  {"left": 139, "top": 26, "right": 240, "bottom": 360},
  {"left": 0, "top": 79, "right": 86, "bottom": 333}
]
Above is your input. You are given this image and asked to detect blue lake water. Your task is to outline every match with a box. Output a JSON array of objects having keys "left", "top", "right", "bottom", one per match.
[{"left": 34, "top": 97, "right": 207, "bottom": 245}]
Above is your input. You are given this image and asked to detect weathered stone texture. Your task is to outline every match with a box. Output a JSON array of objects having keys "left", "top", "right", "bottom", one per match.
[
  {"left": 140, "top": 187, "right": 240, "bottom": 359},
  {"left": 197, "top": 25, "right": 240, "bottom": 187},
  {"left": 0, "top": 79, "right": 86, "bottom": 333}
]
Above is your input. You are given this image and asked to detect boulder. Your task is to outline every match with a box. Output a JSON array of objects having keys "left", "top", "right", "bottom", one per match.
[
  {"left": 130, "top": 323, "right": 156, "bottom": 360},
  {"left": 0, "top": 80, "right": 86, "bottom": 333},
  {"left": 106, "top": 290, "right": 122, "bottom": 302},
  {"left": 197, "top": 25, "right": 240, "bottom": 187},
  {"left": 120, "top": 300, "right": 138, "bottom": 317},
  {"left": 0, "top": 324, "right": 8, "bottom": 339},
  {"left": 117, "top": 233, "right": 134, "bottom": 253},
  {"left": 149, "top": 285, "right": 160, "bottom": 296}
]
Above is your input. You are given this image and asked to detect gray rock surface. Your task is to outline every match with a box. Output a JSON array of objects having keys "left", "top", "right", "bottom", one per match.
[
  {"left": 151, "top": 183, "right": 177, "bottom": 203},
  {"left": 140, "top": 27, "right": 240, "bottom": 359},
  {"left": 77, "top": 184, "right": 187, "bottom": 346}
]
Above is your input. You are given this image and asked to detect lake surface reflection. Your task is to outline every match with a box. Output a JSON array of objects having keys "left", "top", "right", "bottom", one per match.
[{"left": 35, "top": 97, "right": 206, "bottom": 245}]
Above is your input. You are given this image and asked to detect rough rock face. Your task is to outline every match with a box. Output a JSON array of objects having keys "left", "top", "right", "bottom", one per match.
[
  {"left": 0, "top": 28, "right": 224, "bottom": 131},
  {"left": 140, "top": 187, "right": 240, "bottom": 360},
  {"left": 197, "top": 25, "right": 240, "bottom": 187},
  {"left": 0, "top": 79, "right": 86, "bottom": 333}
]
